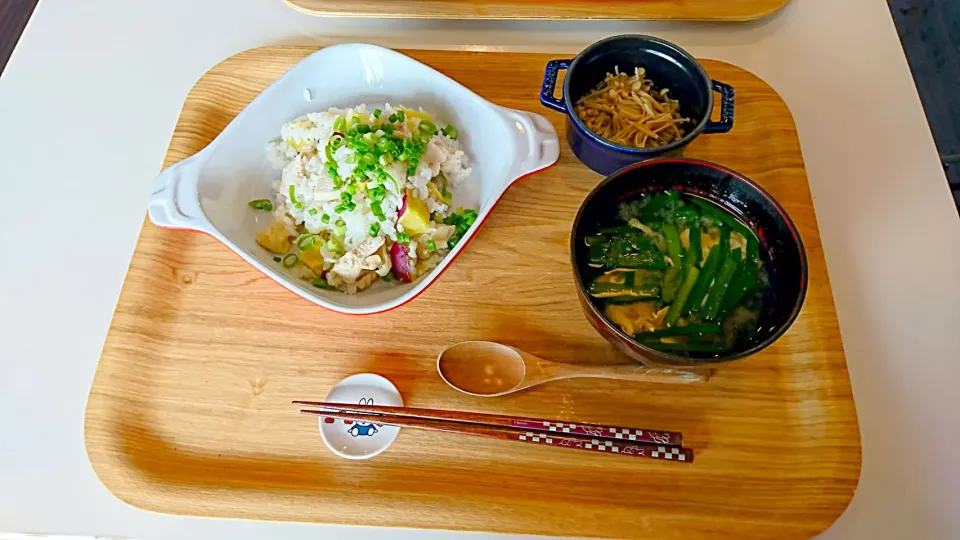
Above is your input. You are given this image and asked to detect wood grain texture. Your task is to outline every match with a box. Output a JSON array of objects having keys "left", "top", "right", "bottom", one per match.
[
  {"left": 84, "top": 46, "right": 860, "bottom": 539},
  {"left": 284, "top": 0, "right": 791, "bottom": 21}
]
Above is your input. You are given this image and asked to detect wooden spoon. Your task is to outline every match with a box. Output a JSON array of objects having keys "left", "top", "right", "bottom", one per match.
[{"left": 437, "top": 341, "right": 709, "bottom": 397}]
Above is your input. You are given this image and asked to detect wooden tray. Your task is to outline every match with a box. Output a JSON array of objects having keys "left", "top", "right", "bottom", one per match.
[
  {"left": 85, "top": 46, "right": 860, "bottom": 539},
  {"left": 284, "top": 0, "right": 791, "bottom": 21}
]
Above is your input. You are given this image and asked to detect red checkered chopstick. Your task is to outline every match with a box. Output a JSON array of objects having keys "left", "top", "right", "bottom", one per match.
[
  {"left": 293, "top": 401, "right": 681, "bottom": 446},
  {"left": 299, "top": 408, "right": 692, "bottom": 463},
  {"left": 295, "top": 401, "right": 688, "bottom": 457}
]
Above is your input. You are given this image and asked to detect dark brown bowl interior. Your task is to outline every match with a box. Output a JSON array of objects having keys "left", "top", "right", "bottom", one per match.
[{"left": 570, "top": 158, "right": 808, "bottom": 366}]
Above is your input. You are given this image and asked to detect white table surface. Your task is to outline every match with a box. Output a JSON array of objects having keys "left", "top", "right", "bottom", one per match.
[{"left": 2, "top": 0, "right": 959, "bottom": 538}]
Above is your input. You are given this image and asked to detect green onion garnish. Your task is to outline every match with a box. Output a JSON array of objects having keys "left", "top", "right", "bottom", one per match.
[
  {"left": 351, "top": 115, "right": 360, "bottom": 125},
  {"left": 248, "top": 199, "right": 273, "bottom": 211},
  {"left": 312, "top": 277, "right": 330, "bottom": 289},
  {"left": 396, "top": 109, "right": 405, "bottom": 122},
  {"left": 357, "top": 124, "right": 371, "bottom": 134},
  {"left": 334, "top": 220, "right": 346, "bottom": 237},
  {"left": 273, "top": 256, "right": 281, "bottom": 263},
  {"left": 426, "top": 240, "right": 436, "bottom": 251},
  {"left": 379, "top": 154, "right": 393, "bottom": 166},
  {"left": 370, "top": 202, "right": 385, "bottom": 221},
  {"left": 297, "top": 234, "right": 319, "bottom": 251},
  {"left": 441, "top": 125, "right": 458, "bottom": 140},
  {"left": 361, "top": 132, "right": 377, "bottom": 144},
  {"left": 282, "top": 253, "right": 299, "bottom": 268},
  {"left": 369, "top": 222, "right": 380, "bottom": 237},
  {"left": 388, "top": 113, "right": 398, "bottom": 123},
  {"left": 382, "top": 273, "right": 393, "bottom": 282},
  {"left": 373, "top": 108, "right": 382, "bottom": 118},
  {"left": 330, "top": 133, "right": 345, "bottom": 148},
  {"left": 333, "top": 117, "right": 346, "bottom": 131},
  {"left": 418, "top": 120, "right": 438, "bottom": 136},
  {"left": 381, "top": 124, "right": 394, "bottom": 134},
  {"left": 396, "top": 232, "right": 410, "bottom": 243},
  {"left": 334, "top": 204, "right": 346, "bottom": 214},
  {"left": 321, "top": 213, "right": 331, "bottom": 223},
  {"left": 308, "top": 208, "right": 318, "bottom": 216},
  {"left": 288, "top": 185, "right": 302, "bottom": 209}
]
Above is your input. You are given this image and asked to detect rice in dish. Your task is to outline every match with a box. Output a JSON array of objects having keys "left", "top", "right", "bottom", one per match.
[
  {"left": 250, "top": 103, "right": 477, "bottom": 294},
  {"left": 574, "top": 66, "right": 690, "bottom": 149}
]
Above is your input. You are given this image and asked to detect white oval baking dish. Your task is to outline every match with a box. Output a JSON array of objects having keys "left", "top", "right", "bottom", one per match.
[{"left": 148, "top": 43, "right": 560, "bottom": 314}]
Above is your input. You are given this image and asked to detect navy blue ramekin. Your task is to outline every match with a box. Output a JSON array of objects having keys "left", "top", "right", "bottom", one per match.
[{"left": 540, "top": 35, "right": 736, "bottom": 175}]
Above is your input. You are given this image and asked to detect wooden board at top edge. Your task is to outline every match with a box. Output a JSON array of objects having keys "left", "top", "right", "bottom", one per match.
[
  {"left": 284, "top": 0, "right": 791, "bottom": 21},
  {"left": 84, "top": 46, "right": 860, "bottom": 540}
]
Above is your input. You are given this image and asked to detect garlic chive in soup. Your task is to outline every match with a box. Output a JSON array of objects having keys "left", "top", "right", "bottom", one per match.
[{"left": 585, "top": 189, "right": 769, "bottom": 356}]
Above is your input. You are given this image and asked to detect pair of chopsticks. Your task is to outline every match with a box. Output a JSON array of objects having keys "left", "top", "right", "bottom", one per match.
[{"left": 294, "top": 401, "right": 693, "bottom": 463}]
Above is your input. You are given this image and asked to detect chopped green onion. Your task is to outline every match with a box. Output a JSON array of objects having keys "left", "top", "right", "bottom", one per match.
[
  {"left": 334, "top": 204, "right": 346, "bottom": 214},
  {"left": 382, "top": 273, "right": 393, "bottom": 282},
  {"left": 248, "top": 199, "right": 273, "bottom": 211},
  {"left": 351, "top": 115, "right": 360, "bottom": 125},
  {"left": 329, "top": 133, "right": 345, "bottom": 148},
  {"left": 297, "top": 234, "right": 318, "bottom": 251},
  {"left": 341, "top": 191, "right": 353, "bottom": 204},
  {"left": 395, "top": 109, "right": 405, "bottom": 122},
  {"left": 418, "top": 120, "right": 438, "bottom": 136},
  {"left": 346, "top": 127, "right": 358, "bottom": 138},
  {"left": 441, "top": 124, "right": 458, "bottom": 140},
  {"left": 321, "top": 213, "right": 331, "bottom": 223},
  {"left": 333, "top": 117, "right": 346, "bottom": 131},
  {"left": 361, "top": 132, "right": 377, "bottom": 143},
  {"left": 288, "top": 185, "right": 302, "bottom": 208},
  {"left": 312, "top": 277, "right": 330, "bottom": 289},
  {"left": 362, "top": 153, "right": 376, "bottom": 165},
  {"left": 282, "top": 253, "right": 299, "bottom": 268},
  {"left": 308, "top": 208, "right": 318, "bottom": 216},
  {"left": 426, "top": 239, "right": 437, "bottom": 251},
  {"left": 334, "top": 219, "right": 346, "bottom": 237},
  {"left": 370, "top": 202, "right": 385, "bottom": 220},
  {"left": 381, "top": 124, "right": 394, "bottom": 134},
  {"left": 273, "top": 256, "right": 281, "bottom": 263},
  {"left": 388, "top": 113, "right": 398, "bottom": 123},
  {"left": 326, "top": 238, "right": 342, "bottom": 252},
  {"left": 379, "top": 154, "right": 393, "bottom": 166},
  {"left": 396, "top": 232, "right": 410, "bottom": 243},
  {"left": 357, "top": 124, "right": 371, "bottom": 134},
  {"left": 345, "top": 201, "right": 357, "bottom": 211},
  {"left": 373, "top": 108, "right": 382, "bottom": 118},
  {"left": 369, "top": 222, "right": 381, "bottom": 237}
]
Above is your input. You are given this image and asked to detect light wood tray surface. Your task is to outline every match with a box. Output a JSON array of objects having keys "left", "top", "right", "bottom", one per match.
[
  {"left": 284, "top": 0, "right": 791, "bottom": 21},
  {"left": 84, "top": 46, "right": 860, "bottom": 539}
]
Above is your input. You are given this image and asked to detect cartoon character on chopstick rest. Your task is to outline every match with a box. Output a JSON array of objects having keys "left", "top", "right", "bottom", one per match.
[{"left": 346, "top": 398, "right": 380, "bottom": 437}]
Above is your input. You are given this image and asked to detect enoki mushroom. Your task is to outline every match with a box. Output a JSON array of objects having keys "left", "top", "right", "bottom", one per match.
[{"left": 574, "top": 66, "right": 691, "bottom": 149}]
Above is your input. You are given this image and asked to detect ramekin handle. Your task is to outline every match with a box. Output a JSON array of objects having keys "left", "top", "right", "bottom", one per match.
[{"left": 147, "top": 154, "right": 209, "bottom": 231}]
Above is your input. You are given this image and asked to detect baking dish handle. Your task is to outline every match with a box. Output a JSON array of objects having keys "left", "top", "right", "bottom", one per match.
[
  {"left": 502, "top": 108, "right": 561, "bottom": 181},
  {"left": 703, "top": 80, "right": 735, "bottom": 134},
  {"left": 540, "top": 59, "right": 571, "bottom": 113},
  {"left": 147, "top": 154, "right": 210, "bottom": 231}
]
